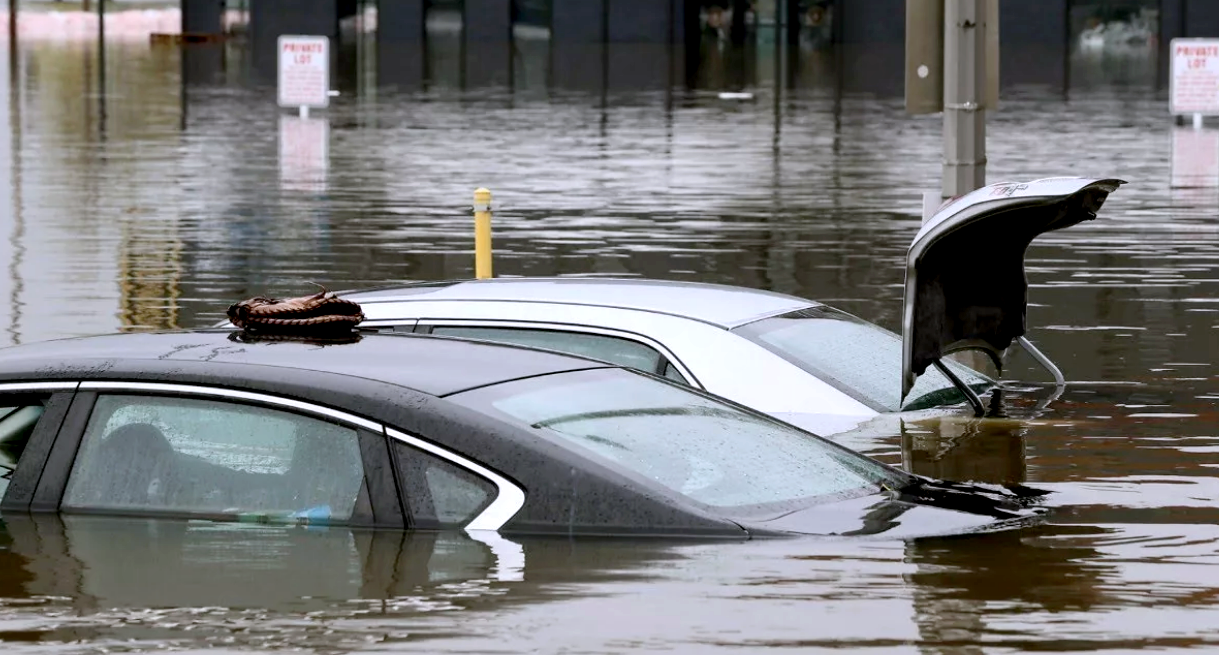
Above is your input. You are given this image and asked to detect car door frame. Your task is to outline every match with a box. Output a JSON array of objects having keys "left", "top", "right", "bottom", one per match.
[
  {"left": 410, "top": 319, "right": 702, "bottom": 387},
  {"left": 0, "top": 381, "right": 81, "bottom": 511}
]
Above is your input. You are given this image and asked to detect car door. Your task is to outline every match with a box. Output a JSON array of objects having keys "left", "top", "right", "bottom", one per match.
[{"left": 12, "top": 383, "right": 404, "bottom": 527}]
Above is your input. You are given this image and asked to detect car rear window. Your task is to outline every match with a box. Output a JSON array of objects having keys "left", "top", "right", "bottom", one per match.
[
  {"left": 428, "top": 325, "right": 667, "bottom": 374},
  {"left": 731, "top": 307, "right": 993, "bottom": 412},
  {"left": 447, "top": 368, "right": 908, "bottom": 515}
]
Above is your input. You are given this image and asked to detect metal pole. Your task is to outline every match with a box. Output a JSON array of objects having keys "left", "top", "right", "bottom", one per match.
[
  {"left": 9, "top": 0, "right": 23, "bottom": 343},
  {"left": 942, "top": 0, "right": 986, "bottom": 198},
  {"left": 97, "top": 0, "right": 105, "bottom": 140}
]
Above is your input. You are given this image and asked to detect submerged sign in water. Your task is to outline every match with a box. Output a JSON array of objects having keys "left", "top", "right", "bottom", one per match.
[
  {"left": 1170, "top": 38, "right": 1219, "bottom": 115},
  {"left": 278, "top": 35, "right": 330, "bottom": 109}
]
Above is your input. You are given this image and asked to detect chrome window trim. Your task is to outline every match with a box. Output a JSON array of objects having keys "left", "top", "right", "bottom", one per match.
[
  {"left": 78, "top": 381, "right": 383, "bottom": 432},
  {"left": 0, "top": 381, "right": 79, "bottom": 392},
  {"left": 386, "top": 426, "right": 525, "bottom": 532},
  {"left": 76, "top": 381, "right": 522, "bottom": 532},
  {"left": 417, "top": 318, "right": 701, "bottom": 388}
]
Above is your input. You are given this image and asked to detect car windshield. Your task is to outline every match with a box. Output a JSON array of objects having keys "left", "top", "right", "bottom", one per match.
[
  {"left": 732, "top": 307, "right": 993, "bottom": 413},
  {"left": 448, "top": 368, "right": 910, "bottom": 515}
]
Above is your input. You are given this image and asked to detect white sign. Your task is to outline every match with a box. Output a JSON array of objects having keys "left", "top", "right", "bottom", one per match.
[
  {"left": 279, "top": 115, "right": 329, "bottom": 192},
  {"left": 1171, "top": 126, "right": 1219, "bottom": 188},
  {"left": 1170, "top": 38, "right": 1219, "bottom": 116},
  {"left": 278, "top": 35, "right": 330, "bottom": 109}
]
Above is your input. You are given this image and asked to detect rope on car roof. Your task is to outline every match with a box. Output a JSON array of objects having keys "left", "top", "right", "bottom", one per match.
[{"left": 227, "top": 282, "right": 366, "bottom": 336}]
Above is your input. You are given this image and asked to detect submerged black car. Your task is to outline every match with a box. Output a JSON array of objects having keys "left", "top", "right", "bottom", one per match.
[{"left": 0, "top": 329, "right": 1047, "bottom": 539}]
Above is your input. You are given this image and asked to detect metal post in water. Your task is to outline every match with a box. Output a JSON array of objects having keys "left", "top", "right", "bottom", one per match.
[
  {"left": 908, "top": 0, "right": 997, "bottom": 199},
  {"left": 7, "top": 0, "right": 15, "bottom": 69},
  {"left": 942, "top": 0, "right": 987, "bottom": 198},
  {"left": 97, "top": 0, "right": 105, "bottom": 138},
  {"left": 473, "top": 188, "right": 493, "bottom": 279}
]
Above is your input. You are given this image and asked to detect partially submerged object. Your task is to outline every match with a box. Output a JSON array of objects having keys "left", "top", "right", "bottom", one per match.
[
  {"left": 210, "top": 176, "right": 1126, "bottom": 437},
  {"left": 902, "top": 177, "right": 1126, "bottom": 413},
  {"left": 227, "top": 284, "right": 365, "bottom": 334},
  {"left": 0, "top": 329, "right": 1047, "bottom": 538}
]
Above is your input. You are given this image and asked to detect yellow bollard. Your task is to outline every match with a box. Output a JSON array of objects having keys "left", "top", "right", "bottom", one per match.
[{"left": 473, "top": 188, "right": 493, "bottom": 279}]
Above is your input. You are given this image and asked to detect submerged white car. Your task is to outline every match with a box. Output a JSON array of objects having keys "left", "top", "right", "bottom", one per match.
[{"left": 227, "top": 177, "right": 1125, "bottom": 439}]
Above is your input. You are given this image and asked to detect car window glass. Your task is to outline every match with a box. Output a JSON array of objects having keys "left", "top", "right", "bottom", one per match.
[
  {"left": 393, "top": 441, "right": 494, "bottom": 528},
  {"left": 0, "top": 402, "right": 48, "bottom": 497},
  {"left": 661, "top": 360, "right": 688, "bottom": 383},
  {"left": 732, "top": 307, "right": 993, "bottom": 413},
  {"left": 429, "top": 325, "right": 664, "bottom": 373},
  {"left": 62, "top": 395, "right": 365, "bottom": 524},
  {"left": 449, "top": 369, "right": 908, "bottom": 515}
]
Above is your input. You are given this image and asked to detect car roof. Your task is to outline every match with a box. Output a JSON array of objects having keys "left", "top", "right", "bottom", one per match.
[
  {"left": 0, "top": 329, "right": 610, "bottom": 397},
  {"left": 338, "top": 277, "right": 819, "bottom": 328}
]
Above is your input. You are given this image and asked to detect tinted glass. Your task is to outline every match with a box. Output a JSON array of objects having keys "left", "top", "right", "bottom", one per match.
[
  {"left": 429, "top": 325, "right": 665, "bottom": 374},
  {"left": 661, "top": 360, "right": 687, "bottom": 383},
  {"left": 449, "top": 368, "right": 907, "bottom": 514},
  {"left": 63, "top": 395, "right": 365, "bottom": 524},
  {"left": 0, "top": 402, "right": 47, "bottom": 497},
  {"left": 732, "top": 307, "right": 993, "bottom": 412},
  {"left": 394, "top": 441, "right": 495, "bottom": 528}
]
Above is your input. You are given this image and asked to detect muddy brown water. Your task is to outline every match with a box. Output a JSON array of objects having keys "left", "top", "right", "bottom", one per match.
[{"left": 0, "top": 33, "right": 1217, "bottom": 653}]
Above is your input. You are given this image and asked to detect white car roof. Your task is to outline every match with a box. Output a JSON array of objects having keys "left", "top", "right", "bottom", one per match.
[{"left": 339, "top": 277, "right": 819, "bottom": 329}]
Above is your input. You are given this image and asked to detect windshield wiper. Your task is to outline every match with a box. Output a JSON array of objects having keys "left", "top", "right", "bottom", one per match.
[{"left": 883, "top": 476, "right": 1052, "bottom": 519}]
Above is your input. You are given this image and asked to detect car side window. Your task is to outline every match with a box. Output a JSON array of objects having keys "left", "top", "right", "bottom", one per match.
[
  {"left": 0, "top": 397, "right": 51, "bottom": 498},
  {"left": 392, "top": 440, "right": 495, "bottom": 528},
  {"left": 62, "top": 395, "right": 366, "bottom": 524},
  {"left": 427, "top": 325, "right": 685, "bottom": 382},
  {"left": 660, "top": 360, "right": 686, "bottom": 383}
]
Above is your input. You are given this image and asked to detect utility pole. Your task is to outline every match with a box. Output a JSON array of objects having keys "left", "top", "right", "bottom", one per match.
[{"left": 906, "top": 0, "right": 999, "bottom": 205}]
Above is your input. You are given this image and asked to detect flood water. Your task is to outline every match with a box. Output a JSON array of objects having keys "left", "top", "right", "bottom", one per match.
[{"left": 1, "top": 15, "right": 1219, "bottom": 653}]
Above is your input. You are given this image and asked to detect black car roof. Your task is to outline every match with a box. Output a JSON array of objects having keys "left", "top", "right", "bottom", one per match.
[{"left": 0, "top": 329, "right": 608, "bottom": 397}]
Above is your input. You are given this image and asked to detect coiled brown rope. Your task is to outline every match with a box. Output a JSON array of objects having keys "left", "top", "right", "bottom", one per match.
[{"left": 227, "top": 283, "right": 365, "bottom": 334}]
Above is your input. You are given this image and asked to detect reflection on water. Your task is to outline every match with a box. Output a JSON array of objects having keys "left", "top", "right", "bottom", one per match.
[
  {"left": 0, "top": 21, "right": 1216, "bottom": 654},
  {"left": 0, "top": 515, "right": 685, "bottom": 650},
  {"left": 4, "top": 516, "right": 1219, "bottom": 652}
]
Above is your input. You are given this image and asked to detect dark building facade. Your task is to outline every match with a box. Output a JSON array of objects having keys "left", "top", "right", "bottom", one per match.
[{"left": 179, "top": 0, "right": 1219, "bottom": 92}]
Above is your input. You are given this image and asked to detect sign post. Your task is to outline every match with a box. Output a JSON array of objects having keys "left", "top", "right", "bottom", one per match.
[
  {"left": 1169, "top": 38, "right": 1219, "bottom": 188},
  {"left": 277, "top": 35, "right": 336, "bottom": 193},
  {"left": 277, "top": 35, "right": 335, "bottom": 118}
]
